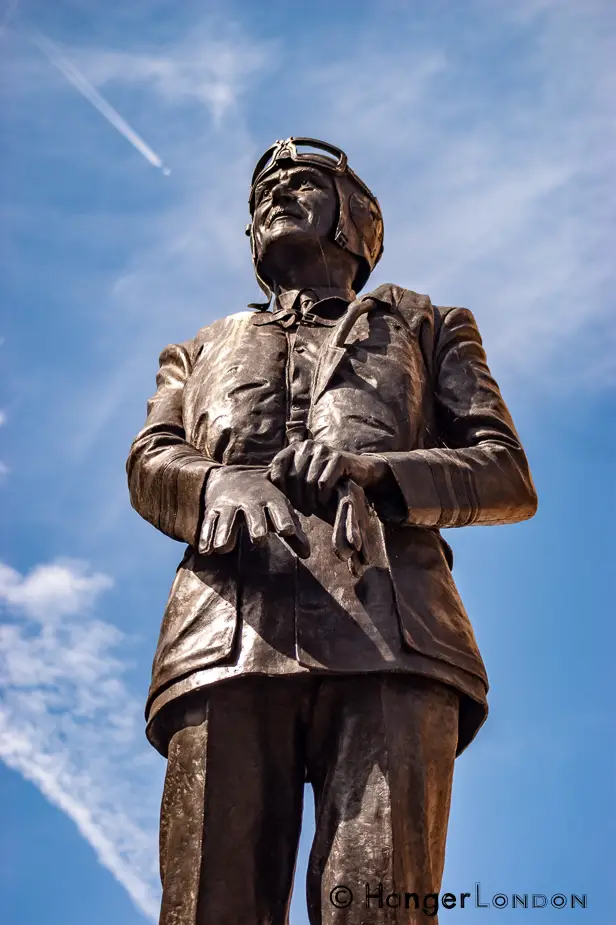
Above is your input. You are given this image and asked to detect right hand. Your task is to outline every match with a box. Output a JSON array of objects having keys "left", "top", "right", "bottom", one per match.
[{"left": 199, "top": 467, "right": 310, "bottom": 559}]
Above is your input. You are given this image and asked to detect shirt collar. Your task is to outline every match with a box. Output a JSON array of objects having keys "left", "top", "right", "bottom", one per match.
[
  {"left": 276, "top": 287, "right": 355, "bottom": 313},
  {"left": 252, "top": 286, "right": 356, "bottom": 327}
]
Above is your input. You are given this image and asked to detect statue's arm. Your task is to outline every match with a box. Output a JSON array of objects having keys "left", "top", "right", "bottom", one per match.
[
  {"left": 371, "top": 306, "right": 538, "bottom": 528},
  {"left": 126, "top": 340, "right": 220, "bottom": 546}
]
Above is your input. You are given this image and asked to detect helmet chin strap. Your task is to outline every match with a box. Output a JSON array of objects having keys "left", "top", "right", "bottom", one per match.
[{"left": 246, "top": 220, "right": 273, "bottom": 309}]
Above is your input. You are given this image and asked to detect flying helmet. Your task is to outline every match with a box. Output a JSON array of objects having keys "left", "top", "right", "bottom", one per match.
[{"left": 247, "top": 137, "right": 384, "bottom": 301}]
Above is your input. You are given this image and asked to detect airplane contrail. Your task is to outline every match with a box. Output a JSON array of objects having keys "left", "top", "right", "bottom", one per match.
[{"left": 31, "top": 30, "right": 171, "bottom": 175}]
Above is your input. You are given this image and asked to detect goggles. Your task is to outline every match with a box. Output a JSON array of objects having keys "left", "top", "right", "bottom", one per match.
[{"left": 249, "top": 137, "right": 377, "bottom": 212}]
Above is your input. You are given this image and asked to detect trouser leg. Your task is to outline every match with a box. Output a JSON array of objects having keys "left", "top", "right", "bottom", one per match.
[
  {"left": 158, "top": 678, "right": 307, "bottom": 925},
  {"left": 305, "top": 675, "right": 459, "bottom": 925}
]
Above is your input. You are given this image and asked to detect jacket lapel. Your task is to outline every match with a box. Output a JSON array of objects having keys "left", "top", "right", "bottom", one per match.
[{"left": 312, "top": 285, "right": 401, "bottom": 402}]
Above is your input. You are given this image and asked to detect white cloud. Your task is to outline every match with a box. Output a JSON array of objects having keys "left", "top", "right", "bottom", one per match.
[
  {"left": 53, "top": 24, "right": 273, "bottom": 125},
  {"left": 0, "top": 410, "right": 6, "bottom": 426},
  {"left": 0, "top": 559, "right": 113, "bottom": 621},
  {"left": 0, "top": 560, "right": 161, "bottom": 921}
]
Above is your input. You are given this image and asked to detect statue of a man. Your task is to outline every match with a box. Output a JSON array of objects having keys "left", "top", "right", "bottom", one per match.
[{"left": 127, "top": 138, "right": 537, "bottom": 925}]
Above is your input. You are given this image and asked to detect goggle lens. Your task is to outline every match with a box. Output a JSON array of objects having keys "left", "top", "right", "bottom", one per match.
[{"left": 250, "top": 137, "right": 348, "bottom": 203}]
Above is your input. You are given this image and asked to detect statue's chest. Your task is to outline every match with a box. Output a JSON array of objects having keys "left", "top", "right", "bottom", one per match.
[
  {"left": 309, "top": 313, "right": 428, "bottom": 452},
  {"left": 182, "top": 311, "right": 427, "bottom": 464},
  {"left": 183, "top": 317, "right": 289, "bottom": 464}
]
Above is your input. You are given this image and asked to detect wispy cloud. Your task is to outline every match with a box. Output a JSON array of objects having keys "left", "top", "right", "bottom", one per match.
[
  {"left": 31, "top": 30, "right": 171, "bottom": 173},
  {"left": 66, "top": 24, "right": 274, "bottom": 125},
  {"left": 0, "top": 560, "right": 161, "bottom": 921}
]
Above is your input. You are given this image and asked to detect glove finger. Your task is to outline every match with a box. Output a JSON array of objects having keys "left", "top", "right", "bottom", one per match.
[
  {"left": 287, "top": 441, "right": 313, "bottom": 503},
  {"left": 345, "top": 496, "right": 363, "bottom": 552},
  {"left": 305, "top": 446, "right": 328, "bottom": 513},
  {"left": 213, "top": 506, "right": 240, "bottom": 554},
  {"left": 317, "top": 455, "right": 342, "bottom": 507},
  {"left": 265, "top": 500, "right": 296, "bottom": 537},
  {"left": 268, "top": 447, "right": 293, "bottom": 490},
  {"left": 265, "top": 500, "right": 310, "bottom": 558},
  {"left": 199, "top": 510, "right": 219, "bottom": 555},
  {"left": 243, "top": 503, "right": 268, "bottom": 544},
  {"left": 333, "top": 497, "right": 354, "bottom": 561}
]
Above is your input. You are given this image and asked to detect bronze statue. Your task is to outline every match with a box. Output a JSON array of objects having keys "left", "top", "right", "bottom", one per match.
[{"left": 127, "top": 138, "right": 538, "bottom": 925}]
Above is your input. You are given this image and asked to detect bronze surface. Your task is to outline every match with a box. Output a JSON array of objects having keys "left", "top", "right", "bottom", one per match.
[{"left": 127, "top": 137, "right": 538, "bottom": 924}]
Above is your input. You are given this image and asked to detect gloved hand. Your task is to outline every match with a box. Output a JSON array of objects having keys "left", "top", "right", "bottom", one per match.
[
  {"left": 199, "top": 466, "right": 310, "bottom": 559},
  {"left": 268, "top": 439, "right": 390, "bottom": 515}
]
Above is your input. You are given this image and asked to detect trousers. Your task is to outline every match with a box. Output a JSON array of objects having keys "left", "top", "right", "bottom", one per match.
[{"left": 158, "top": 674, "right": 459, "bottom": 925}]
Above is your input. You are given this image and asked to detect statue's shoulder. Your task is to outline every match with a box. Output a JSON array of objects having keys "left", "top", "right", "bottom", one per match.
[
  {"left": 363, "top": 283, "right": 436, "bottom": 323},
  {"left": 192, "top": 309, "right": 260, "bottom": 345},
  {"left": 363, "top": 282, "right": 431, "bottom": 307}
]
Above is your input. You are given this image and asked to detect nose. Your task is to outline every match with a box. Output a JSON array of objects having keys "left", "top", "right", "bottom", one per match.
[{"left": 271, "top": 178, "right": 295, "bottom": 205}]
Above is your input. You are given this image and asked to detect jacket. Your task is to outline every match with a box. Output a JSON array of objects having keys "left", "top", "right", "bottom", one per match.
[{"left": 127, "top": 283, "right": 538, "bottom": 753}]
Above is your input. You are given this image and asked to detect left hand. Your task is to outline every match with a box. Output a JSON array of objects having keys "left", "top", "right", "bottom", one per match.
[
  {"left": 268, "top": 439, "right": 388, "bottom": 516},
  {"left": 332, "top": 479, "right": 372, "bottom": 576}
]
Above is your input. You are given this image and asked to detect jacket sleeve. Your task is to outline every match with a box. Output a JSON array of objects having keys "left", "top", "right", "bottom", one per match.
[
  {"left": 371, "top": 306, "right": 538, "bottom": 528},
  {"left": 126, "top": 340, "right": 220, "bottom": 546}
]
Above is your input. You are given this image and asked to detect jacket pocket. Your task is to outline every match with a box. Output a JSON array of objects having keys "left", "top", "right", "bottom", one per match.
[{"left": 384, "top": 526, "right": 487, "bottom": 683}]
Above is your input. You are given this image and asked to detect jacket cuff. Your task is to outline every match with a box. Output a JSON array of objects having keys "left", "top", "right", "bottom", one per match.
[
  {"left": 365, "top": 451, "right": 443, "bottom": 527},
  {"left": 159, "top": 456, "right": 220, "bottom": 546}
]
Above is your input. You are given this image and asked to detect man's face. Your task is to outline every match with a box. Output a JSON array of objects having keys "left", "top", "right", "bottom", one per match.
[{"left": 251, "top": 164, "right": 338, "bottom": 265}]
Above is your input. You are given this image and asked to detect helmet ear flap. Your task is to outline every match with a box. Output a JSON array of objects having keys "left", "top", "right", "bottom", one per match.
[
  {"left": 332, "top": 174, "right": 384, "bottom": 292},
  {"left": 349, "top": 193, "right": 383, "bottom": 263}
]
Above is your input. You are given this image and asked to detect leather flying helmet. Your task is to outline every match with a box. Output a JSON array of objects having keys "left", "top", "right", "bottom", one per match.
[{"left": 247, "top": 137, "right": 384, "bottom": 302}]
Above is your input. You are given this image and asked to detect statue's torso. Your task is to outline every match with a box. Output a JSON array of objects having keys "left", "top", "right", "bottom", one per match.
[
  {"left": 182, "top": 301, "right": 435, "bottom": 466},
  {"left": 146, "top": 289, "right": 489, "bottom": 758}
]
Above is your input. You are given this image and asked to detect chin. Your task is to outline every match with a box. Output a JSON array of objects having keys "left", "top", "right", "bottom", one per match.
[{"left": 259, "top": 223, "right": 316, "bottom": 265}]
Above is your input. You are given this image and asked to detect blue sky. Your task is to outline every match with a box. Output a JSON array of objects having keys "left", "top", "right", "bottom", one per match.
[{"left": 1, "top": 0, "right": 615, "bottom": 922}]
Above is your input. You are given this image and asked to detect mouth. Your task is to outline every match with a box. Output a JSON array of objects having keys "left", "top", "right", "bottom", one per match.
[{"left": 267, "top": 206, "right": 304, "bottom": 227}]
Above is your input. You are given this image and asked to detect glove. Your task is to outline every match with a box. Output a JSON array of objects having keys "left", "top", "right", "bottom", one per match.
[{"left": 199, "top": 466, "right": 310, "bottom": 559}]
